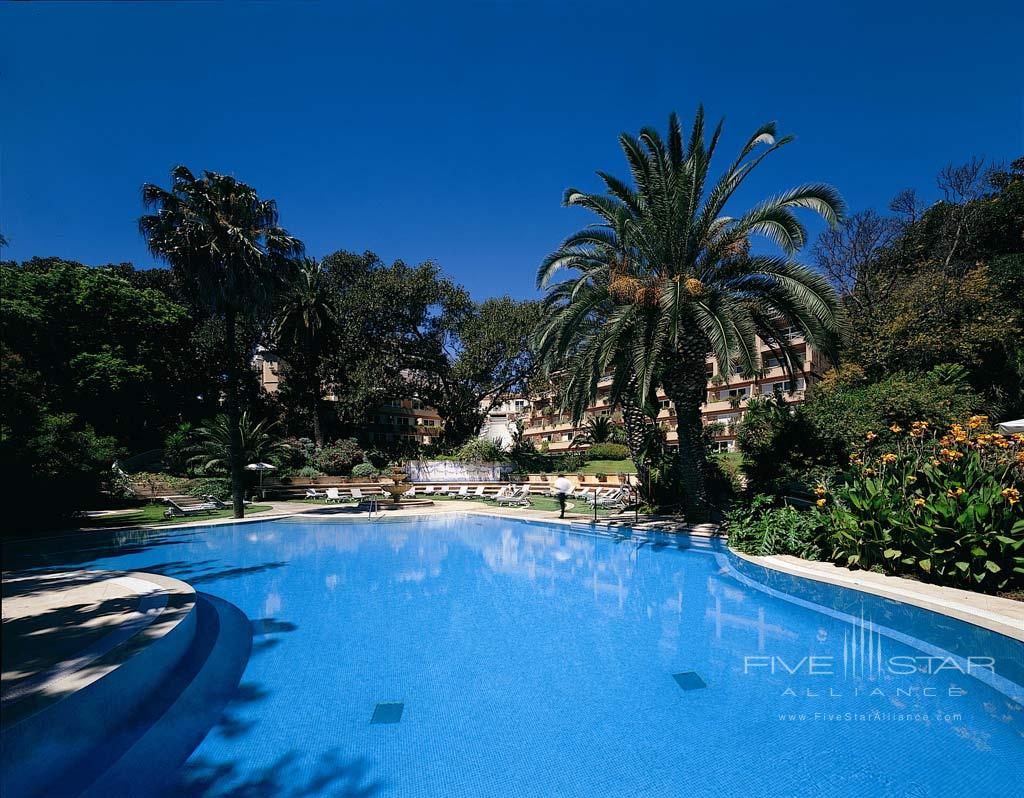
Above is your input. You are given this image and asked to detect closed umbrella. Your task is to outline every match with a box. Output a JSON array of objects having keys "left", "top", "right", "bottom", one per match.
[{"left": 246, "top": 462, "right": 276, "bottom": 498}]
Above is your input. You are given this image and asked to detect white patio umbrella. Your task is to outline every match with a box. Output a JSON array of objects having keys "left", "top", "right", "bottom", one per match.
[
  {"left": 246, "top": 462, "right": 276, "bottom": 498},
  {"left": 997, "top": 419, "right": 1024, "bottom": 435}
]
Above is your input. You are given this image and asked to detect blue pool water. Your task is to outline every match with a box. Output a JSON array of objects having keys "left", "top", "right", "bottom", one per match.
[{"left": 4, "top": 514, "right": 1023, "bottom": 797}]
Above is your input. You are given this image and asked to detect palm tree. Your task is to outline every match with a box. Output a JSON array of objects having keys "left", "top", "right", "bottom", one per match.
[
  {"left": 577, "top": 415, "right": 623, "bottom": 446},
  {"left": 536, "top": 108, "right": 846, "bottom": 514},
  {"left": 140, "top": 167, "right": 302, "bottom": 517},
  {"left": 273, "top": 257, "right": 338, "bottom": 447},
  {"left": 188, "top": 413, "right": 290, "bottom": 474}
]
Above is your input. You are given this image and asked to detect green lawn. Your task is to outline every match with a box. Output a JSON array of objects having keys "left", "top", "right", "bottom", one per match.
[
  {"left": 79, "top": 503, "right": 272, "bottom": 529},
  {"left": 578, "top": 459, "right": 636, "bottom": 475}
]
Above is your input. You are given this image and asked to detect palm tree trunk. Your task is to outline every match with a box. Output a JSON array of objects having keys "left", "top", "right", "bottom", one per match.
[
  {"left": 662, "top": 343, "right": 711, "bottom": 519},
  {"left": 224, "top": 308, "right": 246, "bottom": 519},
  {"left": 311, "top": 394, "right": 323, "bottom": 448},
  {"left": 308, "top": 335, "right": 324, "bottom": 448}
]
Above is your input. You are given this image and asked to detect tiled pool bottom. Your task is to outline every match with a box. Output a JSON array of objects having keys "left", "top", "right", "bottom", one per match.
[{"left": 6, "top": 515, "right": 1023, "bottom": 797}]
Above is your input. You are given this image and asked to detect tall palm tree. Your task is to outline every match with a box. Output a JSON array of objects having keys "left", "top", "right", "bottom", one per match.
[
  {"left": 536, "top": 108, "right": 847, "bottom": 514},
  {"left": 140, "top": 167, "right": 302, "bottom": 517},
  {"left": 273, "top": 257, "right": 338, "bottom": 447}
]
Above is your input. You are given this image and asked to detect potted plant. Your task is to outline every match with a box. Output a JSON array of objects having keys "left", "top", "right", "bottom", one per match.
[{"left": 595, "top": 472, "right": 608, "bottom": 483}]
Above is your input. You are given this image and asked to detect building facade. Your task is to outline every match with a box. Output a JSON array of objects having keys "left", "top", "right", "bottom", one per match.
[
  {"left": 504, "top": 329, "right": 825, "bottom": 453},
  {"left": 257, "top": 330, "right": 825, "bottom": 453}
]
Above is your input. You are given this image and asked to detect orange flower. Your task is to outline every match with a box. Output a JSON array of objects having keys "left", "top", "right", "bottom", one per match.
[
  {"left": 967, "top": 415, "right": 988, "bottom": 429},
  {"left": 814, "top": 485, "right": 827, "bottom": 497},
  {"left": 866, "top": 431, "right": 877, "bottom": 441},
  {"left": 864, "top": 467, "right": 876, "bottom": 476},
  {"left": 889, "top": 424, "right": 903, "bottom": 434},
  {"left": 906, "top": 475, "right": 917, "bottom": 484},
  {"left": 1001, "top": 487, "right": 1020, "bottom": 506},
  {"left": 940, "top": 448, "right": 964, "bottom": 461},
  {"left": 913, "top": 497, "right": 926, "bottom": 507},
  {"left": 946, "top": 487, "right": 965, "bottom": 498},
  {"left": 881, "top": 453, "right": 898, "bottom": 464},
  {"left": 815, "top": 498, "right": 827, "bottom": 508}
]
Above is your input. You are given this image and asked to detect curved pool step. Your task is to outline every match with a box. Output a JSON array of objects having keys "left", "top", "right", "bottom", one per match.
[
  {"left": 77, "top": 593, "right": 253, "bottom": 797},
  {"left": 1, "top": 571, "right": 197, "bottom": 798}
]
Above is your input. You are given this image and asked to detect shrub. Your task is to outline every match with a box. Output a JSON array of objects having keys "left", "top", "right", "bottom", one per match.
[
  {"left": 801, "top": 367, "right": 983, "bottom": 462},
  {"left": 737, "top": 394, "right": 830, "bottom": 496},
  {"left": 555, "top": 451, "right": 587, "bottom": 473},
  {"left": 184, "top": 476, "right": 231, "bottom": 500},
  {"left": 454, "top": 438, "right": 507, "bottom": 463},
  {"left": 819, "top": 417, "right": 1023, "bottom": 593},
  {"left": 163, "top": 422, "right": 194, "bottom": 475},
  {"left": 296, "top": 465, "right": 325, "bottom": 479},
  {"left": 724, "top": 494, "right": 826, "bottom": 559},
  {"left": 584, "top": 443, "right": 630, "bottom": 461},
  {"left": 351, "top": 462, "right": 378, "bottom": 478},
  {"left": 313, "top": 439, "right": 364, "bottom": 475}
]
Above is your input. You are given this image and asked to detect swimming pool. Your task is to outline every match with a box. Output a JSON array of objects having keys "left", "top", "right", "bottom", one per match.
[{"left": 4, "top": 514, "right": 1022, "bottom": 797}]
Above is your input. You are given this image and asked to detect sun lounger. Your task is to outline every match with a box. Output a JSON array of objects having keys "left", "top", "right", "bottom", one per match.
[
  {"left": 460, "top": 486, "right": 486, "bottom": 500},
  {"left": 162, "top": 497, "right": 219, "bottom": 519},
  {"left": 497, "top": 486, "right": 531, "bottom": 507},
  {"left": 349, "top": 488, "right": 365, "bottom": 502},
  {"left": 451, "top": 486, "right": 469, "bottom": 499},
  {"left": 325, "top": 488, "right": 344, "bottom": 503},
  {"left": 203, "top": 495, "right": 252, "bottom": 510},
  {"left": 305, "top": 488, "right": 325, "bottom": 500},
  {"left": 488, "top": 485, "right": 516, "bottom": 502},
  {"left": 422, "top": 486, "right": 435, "bottom": 496}
]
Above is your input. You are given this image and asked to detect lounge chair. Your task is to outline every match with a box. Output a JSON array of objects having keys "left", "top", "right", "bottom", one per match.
[
  {"left": 349, "top": 488, "right": 365, "bottom": 502},
  {"left": 305, "top": 488, "right": 325, "bottom": 500},
  {"left": 401, "top": 487, "right": 416, "bottom": 499},
  {"left": 497, "top": 486, "right": 531, "bottom": 507},
  {"left": 461, "top": 486, "right": 486, "bottom": 501},
  {"left": 585, "top": 488, "right": 627, "bottom": 509},
  {"left": 488, "top": 485, "right": 516, "bottom": 503},
  {"left": 451, "top": 486, "right": 469, "bottom": 499},
  {"left": 325, "top": 488, "right": 344, "bottom": 503},
  {"left": 422, "top": 486, "right": 435, "bottom": 496},
  {"left": 435, "top": 485, "right": 450, "bottom": 496},
  {"left": 162, "top": 497, "right": 219, "bottom": 519},
  {"left": 203, "top": 495, "right": 252, "bottom": 510}
]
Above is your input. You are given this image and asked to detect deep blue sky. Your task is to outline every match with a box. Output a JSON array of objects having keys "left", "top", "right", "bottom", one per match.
[{"left": 3, "top": 1, "right": 1022, "bottom": 300}]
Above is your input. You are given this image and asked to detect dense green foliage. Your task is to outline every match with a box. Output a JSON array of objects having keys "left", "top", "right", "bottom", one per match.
[
  {"left": 724, "top": 495, "right": 825, "bottom": 559},
  {"left": 584, "top": 443, "right": 630, "bottom": 461},
  {"left": 819, "top": 419, "right": 1023, "bottom": 592},
  {"left": 312, "top": 440, "right": 365, "bottom": 475},
  {"left": 738, "top": 367, "right": 985, "bottom": 495}
]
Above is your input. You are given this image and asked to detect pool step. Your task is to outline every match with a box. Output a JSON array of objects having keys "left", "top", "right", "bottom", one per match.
[{"left": 0, "top": 571, "right": 197, "bottom": 798}]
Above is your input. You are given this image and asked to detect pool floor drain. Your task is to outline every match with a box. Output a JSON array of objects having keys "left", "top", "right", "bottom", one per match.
[
  {"left": 672, "top": 671, "right": 707, "bottom": 691},
  {"left": 371, "top": 702, "right": 404, "bottom": 724}
]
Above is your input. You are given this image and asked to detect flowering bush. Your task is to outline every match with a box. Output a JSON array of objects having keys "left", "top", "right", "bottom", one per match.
[{"left": 819, "top": 417, "right": 1023, "bottom": 593}]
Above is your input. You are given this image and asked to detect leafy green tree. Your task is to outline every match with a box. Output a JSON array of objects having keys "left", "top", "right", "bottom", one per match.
[
  {"left": 140, "top": 167, "right": 302, "bottom": 516},
  {"left": 188, "top": 412, "right": 290, "bottom": 474},
  {"left": 537, "top": 108, "right": 845, "bottom": 514},
  {"left": 817, "top": 157, "right": 1024, "bottom": 418},
  {"left": 273, "top": 257, "right": 338, "bottom": 446},
  {"left": 426, "top": 297, "right": 542, "bottom": 448}
]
